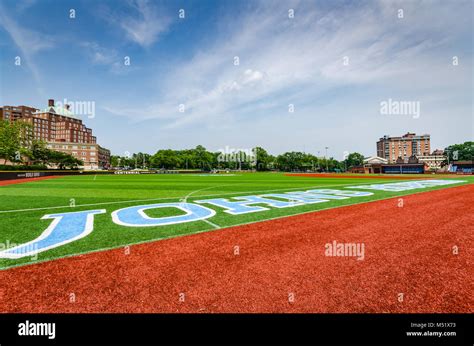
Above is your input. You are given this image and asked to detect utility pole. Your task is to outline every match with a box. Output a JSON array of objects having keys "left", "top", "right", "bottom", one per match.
[{"left": 325, "top": 146, "right": 329, "bottom": 172}]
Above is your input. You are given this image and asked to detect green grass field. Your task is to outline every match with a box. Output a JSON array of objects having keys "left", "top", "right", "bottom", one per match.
[{"left": 0, "top": 173, "right": 472, "bottom": 269}]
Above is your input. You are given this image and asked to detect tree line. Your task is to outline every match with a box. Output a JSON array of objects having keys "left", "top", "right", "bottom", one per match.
[
  {"left": 111, "top": 146, "right": 367, "bottom": 172},
  {"left": 4, "top": 117, "right": 470, "bottom": 172},
  {"left": 0, "top": 120, "right": 83, "bottom": 169}
]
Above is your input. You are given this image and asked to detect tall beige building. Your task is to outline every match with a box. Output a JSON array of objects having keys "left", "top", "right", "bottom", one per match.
[{"left": 377, "top": 133, "right": 431, "bottom": 163}]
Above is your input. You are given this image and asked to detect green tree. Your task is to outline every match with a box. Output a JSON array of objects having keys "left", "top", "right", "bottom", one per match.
[
  {"left": 276, "top": 152, "right": 303, "bottom": 171},
  {"left": 48, "top": 150, "right": 83, "bottom": 169},
  {"left": 26, "top": 140, "right": 50, "bottom": 165},
  {"left": 0, "top": 120, "right": 30, "bottom": 164},
  {"left": 254, "top": 147, "right": 271, "bottom": 171},
  {"left": 344, "top": 152, "right": 365, "bottom": 169},
  {"left": 444, "top": 142, "right": 474, "bottom": 163},
  {"left": 193, "top": 145, "right": 213, "bottom": 170},
  {"left": 151, "top": 149, "right": 180, "bottom": 169},
  {"left": 110, "top": 155, "right": 121, "bottom": 167}
]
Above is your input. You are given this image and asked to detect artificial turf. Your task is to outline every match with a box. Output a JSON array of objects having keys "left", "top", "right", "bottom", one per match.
[{"left": 0, "top": 172, "right": 472, "bottom": 269}]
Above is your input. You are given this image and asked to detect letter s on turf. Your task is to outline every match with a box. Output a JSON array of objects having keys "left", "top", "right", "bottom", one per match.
[{"left": 0, "top": 209, "right": 105, "bottom": 259}]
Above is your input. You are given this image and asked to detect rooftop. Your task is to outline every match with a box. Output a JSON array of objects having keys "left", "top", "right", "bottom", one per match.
[
  {"left": 33, "top": 99, "right": 81, "bottom": 120},
  {"left": 34, "top": 106, "right": 80, "bottom": 119}
]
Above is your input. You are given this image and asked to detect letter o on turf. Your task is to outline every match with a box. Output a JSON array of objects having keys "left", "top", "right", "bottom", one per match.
[{"left": 111, "top": 202, "right": 216, "bottom": 227}]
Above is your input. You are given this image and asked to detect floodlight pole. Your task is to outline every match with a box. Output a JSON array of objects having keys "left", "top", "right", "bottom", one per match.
[{"left": 325, "top": 147, "right": 329, "bottom": 171}]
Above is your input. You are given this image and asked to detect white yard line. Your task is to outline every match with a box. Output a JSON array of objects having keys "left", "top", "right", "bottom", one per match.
[{"left": 202, "top": 219, "right": 221, "bottom": 229}]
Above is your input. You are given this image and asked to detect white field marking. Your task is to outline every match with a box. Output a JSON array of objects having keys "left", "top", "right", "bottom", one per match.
[
  {"left": 197, "top": 174, "right": 239, "bottom": 176},
  {"left": 202, "top": 219, "right": 221, "bottom": 229},
  {"left": 180, "top": 184, "right": 240, "bottom": 229},
  {"left": 0, "top": 180, "right": 417, "bottom": 214},
  {"left": 181, "top": 184, "right": 237, "bottom": 203},
  {"left": 93, "top": 175, "right": 97, "bottom": 181},
  {"left": 0, "top": 182, "right": 468, "bottom": 271}
]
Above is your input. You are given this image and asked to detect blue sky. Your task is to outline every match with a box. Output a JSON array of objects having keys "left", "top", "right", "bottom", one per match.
[{"left": 0, "top": 0, "right": 472, "bottom": 158}]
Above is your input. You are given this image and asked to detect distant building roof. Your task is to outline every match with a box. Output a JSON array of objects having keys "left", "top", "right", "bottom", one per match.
[
  {"left": 34, "top": 106, "right": 80, "bottom": 119},
  {"left": 379, "top": 133, "right": 430, "bottom": 141},
  {"left": 364, "top": 156, "right": 388, "bottom": 164}
]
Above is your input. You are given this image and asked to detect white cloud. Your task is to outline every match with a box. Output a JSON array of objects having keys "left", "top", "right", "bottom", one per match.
[
  {"left": 105, "top": 0, "right": 472, "bottom": 154},
  {"left": 0, "top": 2, "right": 54, "bottom": 84},
  {"left": 81, "top": 42, "right": 117, "bottom": 64},
  {"left": 80, "top": 41, "right": 136, "bottom": 75},
  {"left": 16, "top": 0, "right": 37, "bottom": 13},
  {"left": 105, "top": 0, "right": 172, "bottom": 48}
]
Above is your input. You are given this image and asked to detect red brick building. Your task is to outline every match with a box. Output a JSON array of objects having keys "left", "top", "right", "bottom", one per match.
[
  {"left": 1, "top": 105, "right": 38, "bottom": 123},
  {"left": 377, "top": 132, "right": 431, "bottom": 163},
  {"left": 1, "top": 99, "right": 110, "bottom": 170}
]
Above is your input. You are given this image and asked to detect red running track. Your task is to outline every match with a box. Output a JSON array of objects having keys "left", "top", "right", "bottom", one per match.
[
  {"left": 0, "top": 176, "right": 60, "bottom": 186},
  {"left": 0, "top": 184, "right": 472, "bottom": 313}
]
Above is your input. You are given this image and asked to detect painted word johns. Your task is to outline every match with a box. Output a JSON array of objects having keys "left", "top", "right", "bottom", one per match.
[
  {"left": 0, "top": 189, "right": 372, "bottom": 259},
  {"left": 0, "top": 180, "right": 464, "bottom": 259}
]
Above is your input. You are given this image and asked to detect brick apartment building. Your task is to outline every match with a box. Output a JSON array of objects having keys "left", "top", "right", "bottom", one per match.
[
  {"left": 377, "top": 132, "right": 431, "bottom": 163},
  {"left": 0, "top": 105, "right": 38, "bottom": 123},
  {"left": 1, "top": 99, "right": 110, "bottom": 170}
]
